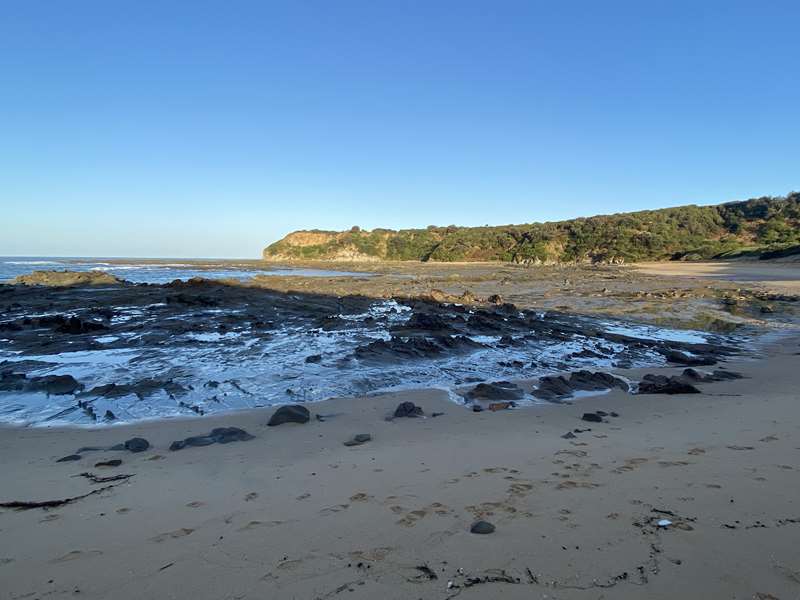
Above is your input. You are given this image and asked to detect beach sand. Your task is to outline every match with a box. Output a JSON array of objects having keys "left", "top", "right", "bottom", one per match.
[{"left": 1, "top": 335, "right": 799, "bottom": 599}]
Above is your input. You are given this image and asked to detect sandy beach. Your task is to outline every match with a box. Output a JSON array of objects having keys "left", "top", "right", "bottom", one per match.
[{"left": 2, "top": 329, "right": 799, "bottom": 599}]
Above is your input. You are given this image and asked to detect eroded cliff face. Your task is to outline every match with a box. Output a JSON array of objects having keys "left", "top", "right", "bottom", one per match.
[{"left": 262, "top": 193, "right": 800, "bottom": 263}]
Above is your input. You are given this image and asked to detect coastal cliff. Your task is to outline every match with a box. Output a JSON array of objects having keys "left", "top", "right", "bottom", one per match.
[{"left": 263, "top": 192, "right": 800, "bottom": 264}]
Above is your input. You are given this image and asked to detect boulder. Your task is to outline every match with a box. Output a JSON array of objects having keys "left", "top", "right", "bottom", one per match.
[
  {"left": 268, "top": 405, "right": 310, "bottom": 426},
  {"left": 25, "top": 375, "right": 83, "bottom": 396},
  {"left": 123, "top": 437, "right": 150, "bottom": 453},
  {"left": 470, "top": 520, "right": 496, "bottom": 534},
  {"left": 464, "top": 381, "right": 524, "bottom": 402},
  {"left": 637, "top": 374, "right": 701, "bottom": 395},
  {"left": 393, "top": 401, "right": 424, "bottom": 418},
  {"left": 581, "top": 412, "right": 604, "bottom": 423}
]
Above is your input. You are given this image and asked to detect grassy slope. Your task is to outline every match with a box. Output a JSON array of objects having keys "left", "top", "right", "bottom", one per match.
[{"left": 264, "top": 192, "right": 800, "bottom": 263}]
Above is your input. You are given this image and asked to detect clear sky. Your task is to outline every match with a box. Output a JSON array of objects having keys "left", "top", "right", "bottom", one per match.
[{"left": 1, "top": 1, "right": 798, "bottom": 258}]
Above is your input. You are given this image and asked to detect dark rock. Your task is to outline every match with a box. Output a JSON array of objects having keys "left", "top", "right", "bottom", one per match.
[
  {"left": 169, "top": 427, "right": 255, "bottom": 451},
  {"left": 393, "top": 401, "right": 424, "bottom": 418},
  {"left": 343, "top": 434, "right": 372, "bottom": 447},
  {"left": 568, "top": 370, "right": 629, "bottom": 392},
  {"left": 268, "top": 405, "right": 310, "bottom": 426},
  {"left": 355, "top": 335, "right": 483, "bottom": 364},
  {"left": 532, "top": 375, "right": 574, "bottom": 400},
  {"left": 561, "top": 431, "right": 577, "bottom": 439},
  {"left": 103, "top": 410, "right": 117, "bottom": 421},
  {"left": 662, "top": 349, "right": 717, "bottom": 367},
  {"left": 431, "top": 411, "right": 445, "bottom": 417},
  {"left": 464, "top": 381, "right": 524, "bottom": 402},
  {"left": 487, "top": 294, "right": 503, "bottom": 305},
  {"left": 56, "top": 316, "right": 109, "bottom": 335},
  {"left": 581, "top": 412, "right": 604, "bottom": 423},
  {"left": 0, "top": 371, "right": 27, "bottom": 392},
  {"left": 95, "top": 459, "right": 122, "bottom": 468},
  {"left": 25, "top": 374, "right": 83, "bottom": 396},
  {"left": 470, "top": 520, "right": 496, "bottom": 534},
  {"left": 637, "top": 374, "right": 701, "bottom": 395},
  {"left": 56, "top": 454, "right": 82, "bottom": 462},
  {"left": 305, "top": 354, "right": 322, "bottom": 363},
  {"left": 123, "top": 437, "right": 150, "bottom": 453},
  {"left": 210, "top": 427, "right": 255, "bottom": 444},
  {"left": 393, "top": 312, "right": 455, "bottom": 335},
  {"left": 472, "top": 404, "right": 484, "bottom": 412}
]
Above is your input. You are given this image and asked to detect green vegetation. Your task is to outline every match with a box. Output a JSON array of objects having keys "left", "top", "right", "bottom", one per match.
[{"left": 264, "top": 193, "right": 800, "bottom": 263}]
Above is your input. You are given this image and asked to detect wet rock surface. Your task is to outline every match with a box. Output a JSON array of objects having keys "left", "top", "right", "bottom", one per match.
[
  {"left": 0, "top": 275, "right": 744, "bottom": 424},
  {"left": 463, "top": 381, "right": 525, "bottom": 402},
  {"left": 533, "top": 370, "right": 628, "bottom": 401}
]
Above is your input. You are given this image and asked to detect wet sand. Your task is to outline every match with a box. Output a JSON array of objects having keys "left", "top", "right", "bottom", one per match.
[{"left": 1, "top": 335, "right": 799, "bottom": 599}]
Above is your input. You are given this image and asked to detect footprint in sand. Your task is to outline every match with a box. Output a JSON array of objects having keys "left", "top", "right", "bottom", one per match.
[
  {"left": 116, "top": 507, "right": 131, "bottom": 514},
  {"left": 507, "top": 482, "right": 534, "bottom": 497},
  {"left": 296, "top": 493, "right": 311, "bottom": 501},
  {"left": 149, "top": 528, "right": 194, "bottom": 543},
  {"left": 0, "top": 558, "right": 15, "bottom": 566},
  {"left": 397, "top": 509, "right": 428, "bottom": 527},
  {"left": 727, "top": 445, "right": 755, "bottom": 451},
  {"left": 319, "top": 504, "right": 349, "bottom": 515},
  {"left": 688, "top": 448, "right": 706, "bottom": 455},
  {"left": 555, "top": 449, "right": 588, "bottom": 458},
  {"left": 244, "top": 492, "right": 258, "bottom": 501},
  {"left": 658, "top": 460, "right": 692, "bottom": 467},
  {"left": 349, "top": 492, "right": 372, "bottom": 502},
  {"left": 760, "top": 435, "right": 779, "bottom": 442},
  {"left": 556, "top": 480, "right": 600, "bottom": 490},
  {"left": 51, "top": 550, "right": 103, "bottom": 563},
  {"left": 237, "top": 520, "right": 286, "bottom": 531},
  {"left": 613, "top": 458, "right": 648, "bottom": 474},
  {"left": 186, "top": 501, "right": 204, "bottom": 508},
  {"left": 349, "top": 547, "right": 393, "bottom": 562},
  {"left": 39, "top": 514, "right": 60, "bottom": 523}
]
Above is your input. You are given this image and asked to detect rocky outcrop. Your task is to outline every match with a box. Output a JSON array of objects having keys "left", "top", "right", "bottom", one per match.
[{"left": 12, "top": 270, "right": 124, "bottom": 287}]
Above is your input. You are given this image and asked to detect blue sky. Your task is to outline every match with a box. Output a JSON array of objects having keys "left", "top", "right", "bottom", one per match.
[{"left": 1, "top": 1, "right": 798, "bottom": 258}]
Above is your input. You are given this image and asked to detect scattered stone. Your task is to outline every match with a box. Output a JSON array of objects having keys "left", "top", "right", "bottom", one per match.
[
  {"left": 123, "top": 438, "right": 150, "bottom": 453},
  {"left": 487, "top": 294, "right": 503, "bottom": 305},
  {"left": 343, "top": 434, "right": 372, "bottom": 447},
  {"left": 470, "top": 520, "right": 496, "bottom": 534},
  {"left": 581, "top": 412, "right": 604, "bottom": 423},
  {"left": 488, "top": 401, "right": 514, "bottom": 411},
  {"left": 431, "top": 411, "right": 445, "bottom": 417},
  {"left": 95, "top": 459, "right": 122, "bottom": 468},
  {"left": 393, "top": 401, "right": 424, "bottom": 418},
  {"left": 305, "top": 354, "right": 322, "bottom": 364},
  {"left": 170, "top": 427, "right": 255, "bottom": 451},
  {"left": 268, "top": 405, "right": 310, "bottom": 426},
  {"left": 56, "top": 454, "right": 82, "bottom": 463},
  {"left": 103, "top": 410, "right": 117, "bottom": 421},
  {"left": 561, "top": 431, "right": 577, "bottom": 439}
]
